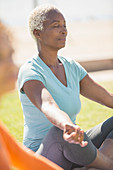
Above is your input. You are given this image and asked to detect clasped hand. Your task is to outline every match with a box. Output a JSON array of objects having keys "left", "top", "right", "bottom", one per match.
[{"left": 63, "top": 124, "right": 88, "bottom": 147}]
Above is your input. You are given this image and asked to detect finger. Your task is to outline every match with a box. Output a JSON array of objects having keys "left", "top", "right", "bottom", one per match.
[
  {"left": 66, "top": 131, "right": 77, "bottom": 140},
  {"left": 64, "top": 124, "right": 75, "bottom": 134},
  {"left": 80, "top": 141, "right": 88, "bottom": 147},
  {"left": 70, "top": 130, "right": 86, "bottom": 146},
  {"left": 64, "top": 131, "right": 78, "bottom": 142},
  {"left": 74, "top": 126, "right": 81, "bottom": 136},
  {"left": 65, "top": 129, "right": 83, "bottom": 142},
  {"left": 64, "top": 132, "right": 88, "bottom": 146},
  {"left": 77, "top": 130, "right": 84, "bottom": 142}
]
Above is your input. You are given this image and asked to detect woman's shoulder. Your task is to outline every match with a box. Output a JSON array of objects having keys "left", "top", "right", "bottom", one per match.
[
  {"left": 59, "top": 56, "right": 87, "bottom": 74},
  {"left": 19, "top": 54, "right": 40, "bottom": 71},
  {"left": 58, "top": 56, "right": 80, "bottom": 66}
]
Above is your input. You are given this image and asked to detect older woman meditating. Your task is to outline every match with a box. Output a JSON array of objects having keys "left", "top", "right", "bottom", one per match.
[{"left": 18, "top": 5, "right": 113, "bottom": 170}]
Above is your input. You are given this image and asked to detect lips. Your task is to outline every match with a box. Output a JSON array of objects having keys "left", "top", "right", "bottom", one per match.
[
  {"left": 58, "top": 37, "right": 66, "bottom": 41},
  {"left": 58, "top": 38, "right": 66, "bottom": 42}
]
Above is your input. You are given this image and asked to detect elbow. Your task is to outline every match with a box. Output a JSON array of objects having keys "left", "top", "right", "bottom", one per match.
[
  {"left": 100, "top": 93, "right": 113, "bottom": 109},
  {"left": 104, "top": 96, "right": 113, "bottom": 109},
  {"left": 109, "top": 93, "right": 113, "bottom": 109}
]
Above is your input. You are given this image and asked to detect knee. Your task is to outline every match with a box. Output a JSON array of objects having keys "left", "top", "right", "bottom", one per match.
[
  {"left": 63, "top": 133, "right": 97, "bottom": 166},
  {"left": 109, "top": 116, "right": 113, "bottom": 121},
  {"left": 109, "top": 116, "right": 113, "bottom": 122},
  {"left": 107, "top": 130, "right": 113, "bottom": 139},
  {"left": 102, "top": 116, "right": 113, "bottom": 130},
  {"left": 108, "top": 116, "right": 113, "bottom": 129}
]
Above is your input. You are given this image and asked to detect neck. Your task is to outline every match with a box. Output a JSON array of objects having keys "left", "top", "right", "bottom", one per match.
[{"left": 38, "top": 49, "right": 59, "bottom": 67}]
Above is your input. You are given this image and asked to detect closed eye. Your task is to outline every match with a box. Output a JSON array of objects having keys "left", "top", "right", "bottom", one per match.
[
  {"left": 53, "top": 24, "right": 60, "bottom": 28},
  {"left": 50, "top": 20, "right": 67, "bottom": 29}
]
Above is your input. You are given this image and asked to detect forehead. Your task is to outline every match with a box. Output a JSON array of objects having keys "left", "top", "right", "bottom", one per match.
[
  {"left": 47, "top": 9, "right": 65, "bottom": 19},
  {"left": 43, "top": 10, "right": 65, "bottom": 26}
]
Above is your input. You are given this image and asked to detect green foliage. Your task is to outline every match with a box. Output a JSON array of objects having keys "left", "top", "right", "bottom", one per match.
[
  {"left": 0, "top": 82, "right": 113, "bottom": 143},
  {"left": 0, "top": 90, "right": 24, "bottom": 142}
]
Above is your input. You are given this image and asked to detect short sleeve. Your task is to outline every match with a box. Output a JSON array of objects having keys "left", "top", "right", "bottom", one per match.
[
  {"left": 72, "top": 60, "right": 87, "bottom": 81},
  {"left": 18, "top": 63, "right": 45, "bottom": 93}
]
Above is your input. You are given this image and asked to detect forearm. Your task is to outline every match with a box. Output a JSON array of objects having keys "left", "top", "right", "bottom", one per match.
[
  {"left": 23, "top": 81, "right": 73, "bottom": 130},
  {"left": 92, "top": 90, "right": 113, "bottom": 109},
  {"left": 41, "top": 101, "right": 73, "bottom": 130},
  {"left": 103, "top": 92, "right": 113, "bottom": 109},
  {"left": 41, "top": 101, "right": 88, "bottom": 147},
  {"left": 80, "top": 75, "right": 113, "bottom": 109}
]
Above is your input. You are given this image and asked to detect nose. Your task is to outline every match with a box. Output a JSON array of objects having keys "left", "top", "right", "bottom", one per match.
[{"left": 61, "top": 26, "right": 67, "bottom": 35}]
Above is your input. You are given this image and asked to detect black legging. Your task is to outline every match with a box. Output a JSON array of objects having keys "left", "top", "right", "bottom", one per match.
[{"left": 36, "top": 117, "right": 113, "bottom": 170}]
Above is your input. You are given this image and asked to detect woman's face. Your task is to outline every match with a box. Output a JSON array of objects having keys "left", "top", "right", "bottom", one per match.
[
  {"left": 38, "top": 10, "right": 67, "bottom": 51},
  {"left": 0, "top": 38, "right": 18, "bottom": 97}
]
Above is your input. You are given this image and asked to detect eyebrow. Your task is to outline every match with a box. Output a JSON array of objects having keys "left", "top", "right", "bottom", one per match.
[{"left": 50, "top": 20, "right": 66, "bottom": 24}]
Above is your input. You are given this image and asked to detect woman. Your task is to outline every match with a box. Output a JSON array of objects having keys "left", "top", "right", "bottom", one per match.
[{"left": 18, "top": 5, "right": 113, "bottom": 170}]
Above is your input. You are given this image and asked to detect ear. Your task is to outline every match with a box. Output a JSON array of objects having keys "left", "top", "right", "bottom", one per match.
[{"left": 33, "top": 29, "right": 41, "bottom": 39}]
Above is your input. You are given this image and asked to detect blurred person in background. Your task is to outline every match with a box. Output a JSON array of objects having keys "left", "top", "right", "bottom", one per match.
[
  {"left": 0, "top": 20, "right": 62, "bottom": 170},
  {"left": 0, "top": 21, "right": 17, "bottom": 97},
  {"left": 18, "top": 4, "right": 113, "bottom": 170},
  {"left": 0, "top": 20, "right": 18, "bottom": 169}
]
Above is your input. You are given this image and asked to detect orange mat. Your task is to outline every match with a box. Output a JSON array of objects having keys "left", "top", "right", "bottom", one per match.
[{"left": 0, "top": 122, "right": 63, "bottom": 170}]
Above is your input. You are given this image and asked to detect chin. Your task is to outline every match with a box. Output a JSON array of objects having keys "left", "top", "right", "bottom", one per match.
[{"left": 57, "top": 44, "right": 66, "bottom": 50}]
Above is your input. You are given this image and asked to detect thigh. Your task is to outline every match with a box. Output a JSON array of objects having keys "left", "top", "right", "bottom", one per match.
[
  {"left": 36, "top": 126, "right": 72, "bottom": 169},
  {"left": 86, "top": 116, "right": 113, "bottom": 148},
  {"left": 36, "top": 126, "right": 97, "bottom": 170}
]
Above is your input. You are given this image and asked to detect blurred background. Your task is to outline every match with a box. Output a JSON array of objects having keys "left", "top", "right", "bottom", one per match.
[{"left": 0, "top": 0, "right": 113, "bottom": 80}]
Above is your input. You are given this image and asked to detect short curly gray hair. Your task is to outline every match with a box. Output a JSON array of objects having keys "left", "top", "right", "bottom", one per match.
[{"left": 28, "top": 4, "right": 60, "bottom": 40}]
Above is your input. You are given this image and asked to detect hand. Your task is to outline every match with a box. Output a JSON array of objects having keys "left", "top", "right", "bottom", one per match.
[{"left": 63, "top": 124, "right": 88, "bottom": 147}]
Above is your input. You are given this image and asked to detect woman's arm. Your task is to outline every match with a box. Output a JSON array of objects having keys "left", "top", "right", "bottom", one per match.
[
  {"left": 23, "top": 80, "right": 88, "bottom": 147},
  {"left": 80, "top": 74, "right": 113, "bottom": 109},
  {"left": 23, "top": 80, "right": 73, "bottom": 130}
]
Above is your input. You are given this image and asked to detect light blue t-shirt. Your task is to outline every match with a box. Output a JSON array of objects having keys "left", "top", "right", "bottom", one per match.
[{"left": 18, "top": 55, "right": 87, "bottom": 151}]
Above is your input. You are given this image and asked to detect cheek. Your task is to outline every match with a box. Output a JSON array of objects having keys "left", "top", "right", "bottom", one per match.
[{"left": 42, "top": 30, "right": 58, "bottom": 42}]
